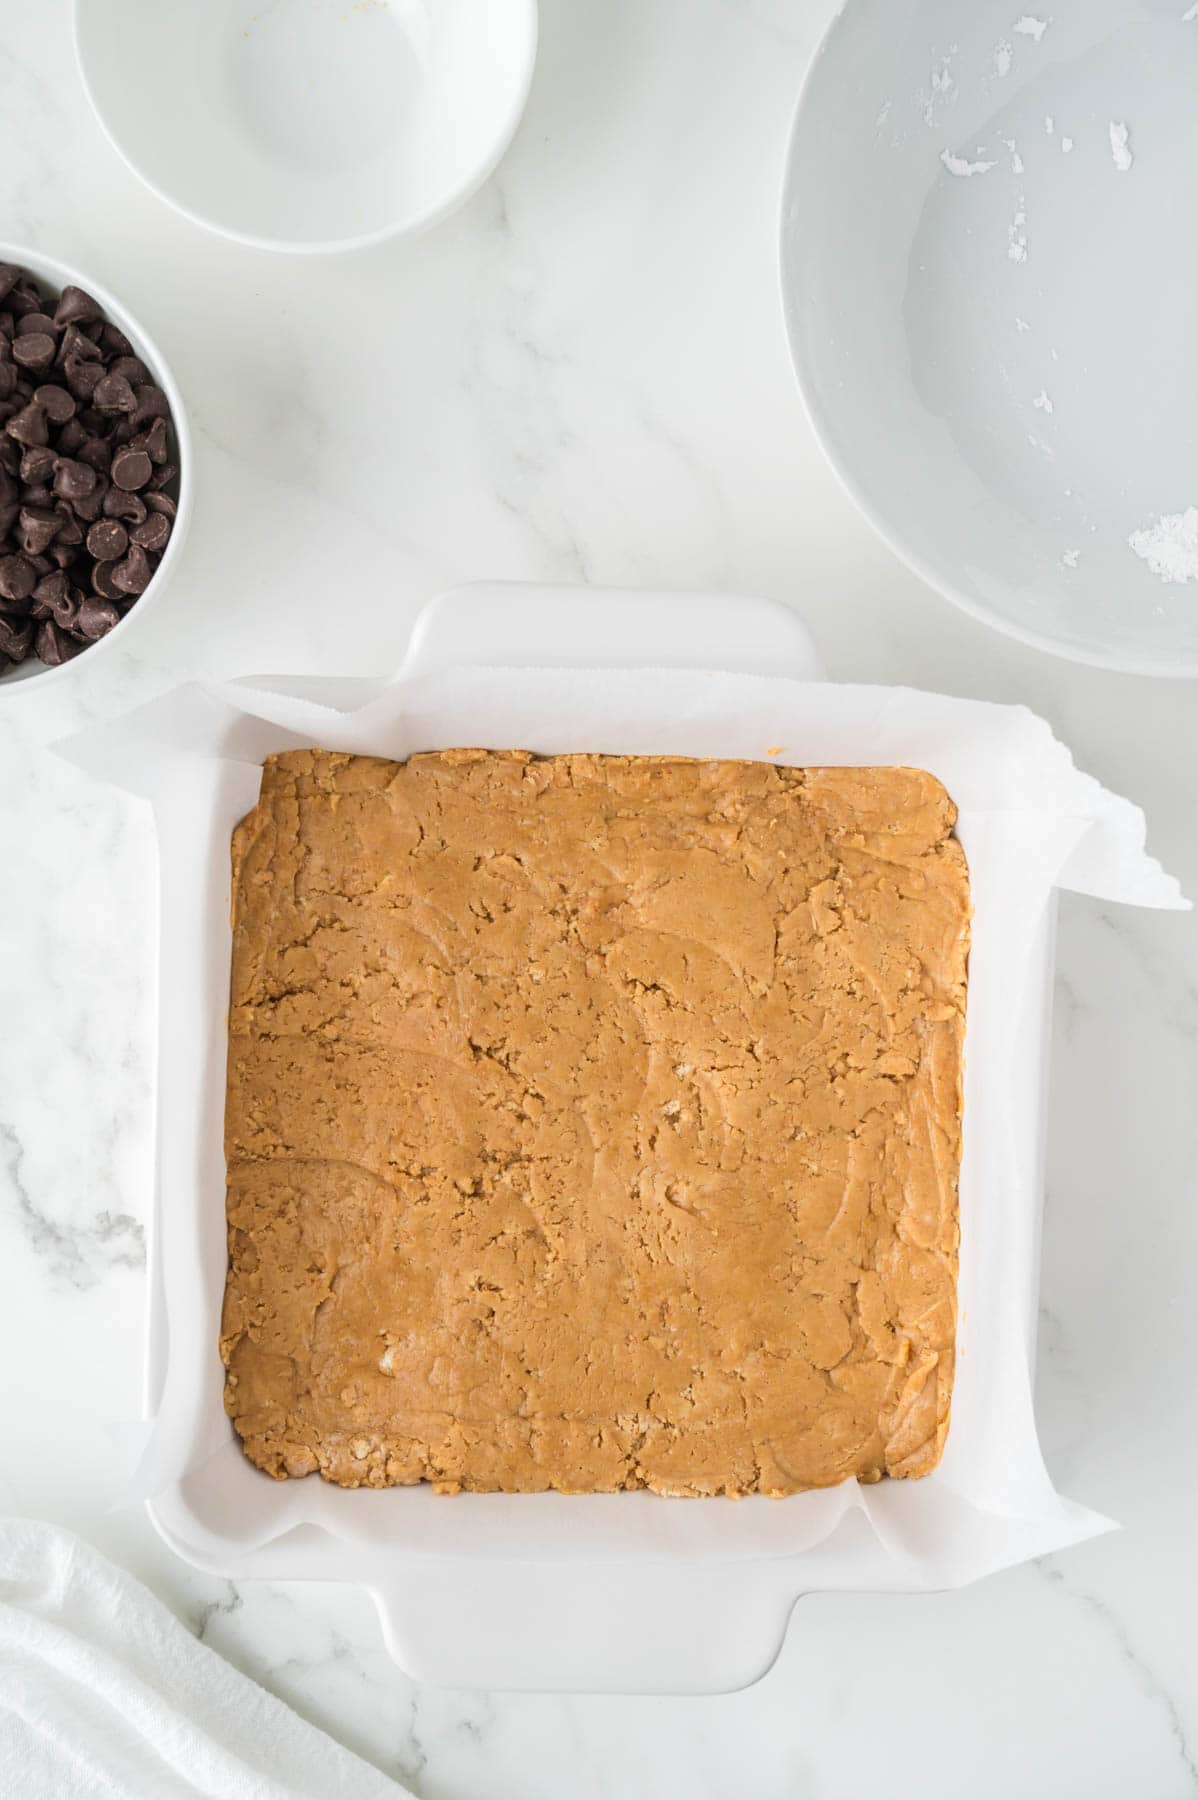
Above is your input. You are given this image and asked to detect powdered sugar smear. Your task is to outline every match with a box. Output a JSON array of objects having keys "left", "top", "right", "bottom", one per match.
[
  {"left": 1109, "top": 121, "right": 1134, "bottom": 172},
  {"left": 1014, "top": 15, "right": 1050, "bottom": 40},
  {"left": 1062, "top": 549, "right": 1081, "bottom": 569},
  {"left": 1129, "top": 509, "right": 1198, "bottom": 583},
  {"left": 993, "top": 39, "right": 1013, "bottom": 75},
  {"left": 941, "top": 148, "right": 997, "bottom": 177},
  {"left": 1184, "top": 2, "right": 1198, "bottom": 21}
]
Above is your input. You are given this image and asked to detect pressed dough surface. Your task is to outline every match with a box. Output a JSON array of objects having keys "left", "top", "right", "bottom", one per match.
[{"left": 222, "top": 749, "right": 970, "bottom": 1496}]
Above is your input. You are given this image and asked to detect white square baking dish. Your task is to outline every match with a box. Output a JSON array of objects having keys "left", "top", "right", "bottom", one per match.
[{"left": 60, "top": 583, "right": 1182, "bottom": 1694}]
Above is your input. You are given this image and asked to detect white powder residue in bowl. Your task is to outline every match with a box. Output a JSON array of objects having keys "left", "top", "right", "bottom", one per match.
[
  {"left": 1044, "top": 114, "right": 1055, "bottom": 134},
  {"left": 1062, "top": 135, "right": 1074, "bottom": 153},
  {"left": 1184, "top": 3, "right": 1198, "bottom": 22},
  {"left": 1129, "top": 509, "right": 1198, "bottom": 582},
  {"left": 941, "top": 148, "right": 996, "bottom": 176},
  {"left": 993, "top": 38, "right": 1013, "bottom": 74},
  {"left": 1062, "top": 549, "right": 1081, "bottom": 568},
  {"left": 1003, "top": 136, "right": 1025, "bottom": 173},
  {"left": 1014, "top": 16, "right": 1050, "bottom": 40},
  {"left": 1109, "top": 121, "right": 1134, "bottom": 171},
  {"left": 1008, "top": 199, "right": 1028, "bottom": 262},
  {"left": 1033, "top": 388, "right": 1054, "bottom": 413},
  {"left": 922, "top": 52, "right": 958, "bottom": 124}
]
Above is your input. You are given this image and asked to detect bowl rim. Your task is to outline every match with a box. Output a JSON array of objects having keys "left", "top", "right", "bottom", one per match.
[
  {"left": 777, "top": 0, "right": 1198, "bottom": 682},
  {"left": 0, "top": 239, "right": 193, "bottom": 695},
  {"left": 72, "top": 0, "right": 540, "bottom": 256}
]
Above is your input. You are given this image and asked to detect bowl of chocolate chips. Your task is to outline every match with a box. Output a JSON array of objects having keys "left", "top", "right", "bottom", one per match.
[{"left": 0, "top": 244, "right": 189, "bottom": 686}]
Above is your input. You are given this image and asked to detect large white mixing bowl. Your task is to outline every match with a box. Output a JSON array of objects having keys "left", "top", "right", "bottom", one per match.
[{"left": 783, "top": 0, "right": 1198, "bottom": 676}]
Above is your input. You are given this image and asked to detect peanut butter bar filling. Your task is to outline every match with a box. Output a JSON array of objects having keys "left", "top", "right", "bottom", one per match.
[{"left": 222, "top": 750, "right": 969, "bottom": 1496}]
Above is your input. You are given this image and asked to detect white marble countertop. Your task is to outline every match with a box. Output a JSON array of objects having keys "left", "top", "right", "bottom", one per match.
[{"left": 2, "top": 2, "right": 1197, "bottom": 1794}]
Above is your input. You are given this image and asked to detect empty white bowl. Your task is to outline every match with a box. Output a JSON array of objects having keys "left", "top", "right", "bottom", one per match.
[
  {"left": 0, "top": 242, "right": 191, "bottom": 693},
  {"left": 74, "top": 0, "right": 538, "bottom": 255},
  {"left": 783, "top": 0, "right": 1198, "bottom": 676}
]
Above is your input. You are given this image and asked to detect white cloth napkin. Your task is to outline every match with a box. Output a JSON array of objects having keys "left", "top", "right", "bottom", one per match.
[{"left": 0, "top": 1519, "right": 407, "bottom": 1800}]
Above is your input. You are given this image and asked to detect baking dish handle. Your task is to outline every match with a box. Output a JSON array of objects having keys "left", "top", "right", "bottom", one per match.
[
  {"left": 369, "top": 1560, "right": 800, "bottom": 1695},
  {"left": 400, "top": 581, "right": 825, "bottom": 684}
]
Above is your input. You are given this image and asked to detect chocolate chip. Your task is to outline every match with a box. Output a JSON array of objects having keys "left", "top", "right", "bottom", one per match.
[
  {"left": 78, "top": 435, "right": 112, "bottom": 474},
  {"left": 75, "top": 596, "right": 121, "bottom": 640},
  {"left": 18, "top": 506, "right": 60, "bottom": 556},
  {"left": 0, "top": 553, "right": 36, "bottom": 600},
  {"left": 0, "top": 364, "right": 15, "bottom": 403},
  {"left": 56, "top": 423, "right": 85, "bottom": 461},
  {"left": 111, "top": 447, "right": 151, "bottom": 491},
  {"left": 112, "top": 542, "right": 152, "bottom": 593},
  {"left": 148, "top": 461, "right": 178, "bottom": 492},
  {"left": 51, "top": 507, "right": 83, "bottom": 545},
  {"left": 53, "top": 286, "right": 102, "bottom": 329},
  {"left": 44, "top": 578, "right": 79, "bottom": 629},
  {"left": 33, "top": 569, "right": 68, "bottom": 606},
  {"left": 53, "top": 457, "right": 97, "bottom": 502},
  {"left": 134, "top": 416, "right": 169, "bottom": 465},
  {"left": 16, "top": 313, "right": 57, "bottom": 338},
  {"left": 91, "top": 558, "right": 123, "bottom": 599},
  {"left": 109, "top": 355, "right": 151, "bottom": 388},
  {"left": 71, "top": 475, "right": 108, "bottom": 522},
  {"left": 34, "top": 383, "right": 75, "bottom": 425},
  {"left": 131, "top": 384, "right": 170, "bottom": 427},
  {"left": 93, "top": 372, "right": 137, "bottom": 414},
  {"left": 63, "top": 355, "right": 102, "bottom": 401},
  {"left": 57, "top": 323, "right": 103, "bottom": 366},
  {"left": 12, "top": 334, "right": 56, "bottom": 374},
  {"left": 131, "top": 510, "right": 169, "bottom": 553},
  {"left": 103, "top": 487, "right": 146, "bottom": 524},
  {"left": 86, "top": 519, "right": 127, "bottom": 561},
  {"left": 0, "top": 613, "right": 32, "bottom": 660},
  {"left": 20, "top": 484, "right": 53, "bottom": 508},
  {"left": 7, "top": 282, "right": 42, "bottom": 319},
  {"left": 0, "top": 267, "right": 19, "bottom": 305},
  {"left": 100, "top": 321, "right": 132, "bottom": 356},
  {"left": 6, "top": 402, "right": 47, "bottom": 447},
  {"left": 19, "top": 445, "right": 55, "bottom": 485},
  {"left": 143, "top": 490, "right": 176, "bottom": 519},
  {"left": 34, "top": 618, "right": 83, "bottom": 665}
]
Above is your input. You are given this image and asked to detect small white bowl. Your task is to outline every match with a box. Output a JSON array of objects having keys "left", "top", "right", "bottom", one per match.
[
  {"left": 782, "top": 0, "right": 1198, "bottom": 677},
  {"left": 74, "top": 0, "right": 539, "bottom": 256},
  {"left": 0, "top": 242, "right": 191, "bottom": 693}
]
